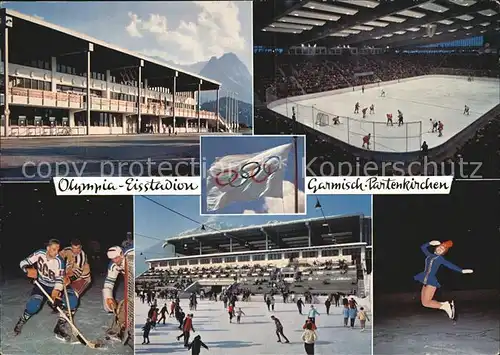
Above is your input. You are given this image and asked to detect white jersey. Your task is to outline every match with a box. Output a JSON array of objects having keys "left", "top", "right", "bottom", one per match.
[
  {"left": 102, "top": 247, "right": 132, "bottom": 311},
  {"left": 20, "top": 249, "right": 65, "bottom": 291}
]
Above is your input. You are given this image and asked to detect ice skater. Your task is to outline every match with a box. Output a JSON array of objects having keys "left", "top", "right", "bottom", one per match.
[
  {"left": 362, "top": 107, "right": 367, "bottom": 118},
  {"left": 438, "top": 121, "right": 444, "bottom": 137},
  {"left": 463, "top": 105, "right": 470, "bottom": 115},
  {"left": 369, "top": 104, "right": 375, "bottom": 114},
  {"left": 354, "top": 102, "right": 360, "bottom": 114},
  {"left": 297, "top": 297, "right": 305, "bottom": 314},
  {"left": 380, "top": 89, "right": 386, "bottom": 97},
  {"left": 142, "top": 318, "right": 152, "bottom": 344},
  {"left": 188, "top": 335, "right": 209, "bottom": 355},
  {"left": 414, "top": 240, "right": 473, "bottom": 320},
  {"left": 386, "top": 113, "right": 393, "bottom": 126},
  {"left": 358, "top": 307, "right": 369, "bottom": 332},
  {"left": 236, "top": 307, "right": 245, "bottom": 323},
  {"left": 348, "top": 303, "right": 357, "bottom": 328},
  {"left": 362, "top": 133, "right": 371, "bottom": 149},
  {"left": 308, "top": 305, "right": 320, "bottom": 324},
  {"left": 271, "top": 315, "right": 290, "bottom": 343},
  {"left": 343, "top": 304, "right": 349, "bottom": 327}
]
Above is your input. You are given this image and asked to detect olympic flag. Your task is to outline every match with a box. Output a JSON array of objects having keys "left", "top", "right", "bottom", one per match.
[{"left": 206, "top": 143, "right": 292, "bottom": 212}]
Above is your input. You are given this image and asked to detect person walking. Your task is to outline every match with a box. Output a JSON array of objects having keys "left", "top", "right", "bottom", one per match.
[
  {"left": 142, "top": 318, "right": 152, "bottom": 344},
  {"left": 358, "top": 307, "right": 370, "bottom": 332},
  {"left": 301, "top": 321, "right": 317, "bottom": 355}
]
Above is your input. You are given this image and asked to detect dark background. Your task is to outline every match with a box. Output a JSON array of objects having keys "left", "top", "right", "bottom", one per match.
[
  {"left": 373, "top": 181, "right": 500, "bottom": 296},
  {"left": 0, "top": 183, "right": 133, "bottom": 278}
]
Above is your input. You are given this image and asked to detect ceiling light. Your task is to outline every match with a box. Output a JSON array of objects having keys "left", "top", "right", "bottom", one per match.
[
  {"left": 383, "top": 34, "right": 393, "bottom": 37},
  {"left": 480, "top": 22, "right": 491, "bottom": 26},
  {"left": 278, "top": 16, "right": 326, "bottom": 26},
  {"left": 364, "top": 21, "right": 389, "bottom": 27},
  {"left": 262, "top": 27, "right": 303, "bottom": 34},
  {"left": 351, "top": 25, "right": 374, "bottom": 31},
  {"left": 448, "top": 28, "right": 458, "bottom": 32},
  {"left": 339, "top": 29, "right": 361, "bottom": 34},
  {"left": 397, "top": 9, "right": 426, "bottom": 18},
  {"left": 330, "top": 33, "right": 349, "bottom": 37},
  {"left": 270, "top": 22, "right": 313, "bottom": 30},
  {"left": 406, "top": 27, "right": 421, "bottom": 32},
  {"left": 303, "top": 1, "right": 358, "bottom": 15},
  {"left": 456, "top": 14, "right": 474, "bottom": 20},
  {"left": 437, "top": 19, "right": 454, "bottom": 25},
  {"left": 463, "top": 25, "right": 473, "bottom": 29},
  {"left": 290, "top": 10, "right": 340, "bottom": 21},
  {"left": 418, "top": 1, "right": 449, "bottom": 13},
  {"left": 448, "top": 0, "right": 477, "bottom": 6},
  {"left": 380, "top": 15, "right": 407, "bottom": 23},
  {"left": 335, "top": 0, "right": 379, "bottom": 8},
  {"left": 478, "top": 9, "right": 497, "bottom": 16},
  {"left": 394, "top": 31, "right": 406, "bottom": 35}
]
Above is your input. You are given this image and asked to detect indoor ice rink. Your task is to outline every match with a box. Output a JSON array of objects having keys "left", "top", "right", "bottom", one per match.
[
  {"left": 270, "top": 75, "right": 499, "bottom": 152},
  {"left": 135, "top": 296, "right": 371, "bottom": 355}
]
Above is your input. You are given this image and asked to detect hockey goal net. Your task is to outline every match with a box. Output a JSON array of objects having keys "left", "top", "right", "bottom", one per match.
[
  {"left": 315, "top": 112, "right": 329, "bottom": 126},
  {"left": 124, "top": 251, "right": 134, "bottom": 335}
]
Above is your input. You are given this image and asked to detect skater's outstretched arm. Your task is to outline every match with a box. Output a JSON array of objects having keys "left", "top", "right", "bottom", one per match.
[
  {"left": 441, "top": 258, "right": 464, "bottom": 273},
  {"left": 201, "top": 340, "right": 209, "bottom": 350}
]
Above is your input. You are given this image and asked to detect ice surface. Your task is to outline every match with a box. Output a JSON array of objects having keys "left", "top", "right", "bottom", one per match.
[
  {"left": 272, "top": 76, "right": 499, "bottom": 152},
  {"left": 135, "top": 296, "right": 371, "bottom": 355},
  {"left": 374, "top": 305, "right": 500, "bottom": 355},
  {"left": 1, "top": 276, "right": 133, "bottom": 355}
]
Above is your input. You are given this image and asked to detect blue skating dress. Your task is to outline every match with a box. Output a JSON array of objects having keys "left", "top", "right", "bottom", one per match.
[{"left": 414, "top": 242, "right": 463, "bottom": 288}]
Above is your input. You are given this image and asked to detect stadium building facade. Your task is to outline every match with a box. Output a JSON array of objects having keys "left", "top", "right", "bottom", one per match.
[{"left": 0, "top": 9, "right": 229, "bottom": 137}]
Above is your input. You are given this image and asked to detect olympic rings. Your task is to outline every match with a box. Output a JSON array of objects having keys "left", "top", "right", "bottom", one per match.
[{"left": 214, "top": 155, "right": 282, "bottom": 188}]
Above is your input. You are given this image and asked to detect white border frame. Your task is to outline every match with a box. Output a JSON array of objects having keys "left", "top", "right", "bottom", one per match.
[{"left": 199, "top": 134, "right": 307, "bottom": 216}]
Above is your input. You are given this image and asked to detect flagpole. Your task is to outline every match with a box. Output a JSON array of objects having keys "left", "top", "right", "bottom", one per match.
[{"left": 293, "top": 135, "right": 298, "bottom": 214}]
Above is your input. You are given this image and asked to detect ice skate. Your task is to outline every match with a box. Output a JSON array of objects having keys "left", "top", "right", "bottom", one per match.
[
  {"left": 14, "top": 316, "right": 27, "bottom": 335},
  {"left": 54, "top": 318, "right": 72, "bottom": 342},
  {"left": 450, "top": 300, "right": 456, "bottom": 320},
  {"left": 440, "top": 301, "right": 453, "bottom": 319}
]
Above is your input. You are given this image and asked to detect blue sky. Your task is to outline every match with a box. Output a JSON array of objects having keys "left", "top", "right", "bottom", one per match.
[
  {"left": 4, "top": 1, "right": 252, "bottom": 71},
  {"left": 134, "top": 194, "right": 372, "bottom": 273},
  {"left": 200, "top": 136, "right": 306, "bottom": 214}
]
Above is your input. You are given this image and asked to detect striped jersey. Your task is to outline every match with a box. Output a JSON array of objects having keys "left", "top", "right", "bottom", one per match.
[
  {"left": 20, "top": 249, "right": 65, "bottom": 290},
  {"left": 103, "top": 247, "right": 133, "bottom": 292},
  {"left": 59, "top": 247, "right": 91, "bottom": 280}
]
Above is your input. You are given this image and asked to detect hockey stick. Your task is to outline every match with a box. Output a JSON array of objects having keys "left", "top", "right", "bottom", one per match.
[
  {"left": 33, "top": 280, "right": 101, "bottom": 349},
  {"left": 63, "top": 284, "right": 73, "bottom": 324}
]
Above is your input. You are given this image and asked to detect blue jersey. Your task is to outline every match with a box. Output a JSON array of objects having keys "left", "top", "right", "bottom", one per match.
[
  {"left": 414, "top": 242, "right": 463, "bottom": 288},
  {"left": 20, "top": 249, "right": 65, "bottom": 290}
]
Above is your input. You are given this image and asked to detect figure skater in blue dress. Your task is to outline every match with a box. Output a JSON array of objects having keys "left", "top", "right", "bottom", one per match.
[{"left": 414, "top": 240, "right": 473, "bottom": 320}]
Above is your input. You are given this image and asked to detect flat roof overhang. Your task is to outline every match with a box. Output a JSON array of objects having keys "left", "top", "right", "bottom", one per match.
[{"left": 2, "top": 9, "right": 220, "bottom": 92}]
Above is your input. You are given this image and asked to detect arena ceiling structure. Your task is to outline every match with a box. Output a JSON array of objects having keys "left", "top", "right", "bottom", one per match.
[{"left": 254, "top": 0, "right": 500, "bottom": 48}]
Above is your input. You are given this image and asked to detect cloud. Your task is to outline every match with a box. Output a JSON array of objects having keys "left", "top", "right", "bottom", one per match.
[
  {"left": 124, "top": 2, "right": 246, "bottom": 65},
  {"left": 242, "top": 209, "right": 257, "bottom": 214}
]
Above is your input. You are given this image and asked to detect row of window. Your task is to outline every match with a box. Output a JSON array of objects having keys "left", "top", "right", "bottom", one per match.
[{"left": 163, "top": 248, "right": 350, "bottom": 266}]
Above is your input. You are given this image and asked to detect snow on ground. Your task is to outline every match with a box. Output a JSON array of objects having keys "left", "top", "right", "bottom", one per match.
[
  {"left": 374, "top": 304, "right": 500, "bottom": 355},
  {"left": 272, "top": 76, "right": 499, "bottom": 152},
  {"left": 135, "top": 296, "right": 371, "bottom": 355},
  {"left": 0, "top": 277, "right": 133, "bottom": 355}
]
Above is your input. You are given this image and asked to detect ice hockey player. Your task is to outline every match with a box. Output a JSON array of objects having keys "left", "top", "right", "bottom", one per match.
[
  {"left": 380, "top": 89, "right": 386, "bottom": 97},
  {"left": 369, "top": 104, "right": 375, "bottom": 114},
  {"left": 429, "top": 119, "right": 437, "bottom": 133},
  {"left": 354, "top": 102, "right": 360, "bottom": 114},
  {"left": 386, "top": 113, "right": 393, "bottom": 126},
  {"left": 15, "top": 239, "right": 79, "bottom": 342},
  {"left": 102, "top": 245, "right": 133, "bottom": 314},
  {"left": 332, "top": 115, "right": 340, "bottom": 125},
  {"left": 236, "top": 307, "right": 245, "bottom": 323},
  {"left": 362, "top": 133, "right": 371, "bottom": 149},
  {"left": 188, "top": 335, "right": 209, "bottom": 355},
  {"left": 464, "top": 105, "right": 470, "bottom": 115},
  {"left": 270, "top": 315, "right": 290, "bottom": 343},
  {"left": 438, "top": 121, "right": 444, "bottom": 137},
  {"left": 59, "top": 239, "right": 91, "bottom": 301},
  {"left": 397, "top": 110, "right": 404, "bottom": 126},
  {"left": 362, "top": 107, "right": 368, "bottom": 118},
  {"left": 361, "top": 85, "right": 365, "bottom": 93}
]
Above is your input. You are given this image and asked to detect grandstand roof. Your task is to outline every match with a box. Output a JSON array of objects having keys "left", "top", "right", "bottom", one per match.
[
  {"left": 254, "top": 0, "right": 500, "bottom": 48},
  {"left": 2, "top": 9, "right": 221, "bottom": 91},
  {"left": 163, "top": 214, "right": 371, "bottom": 255}
]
